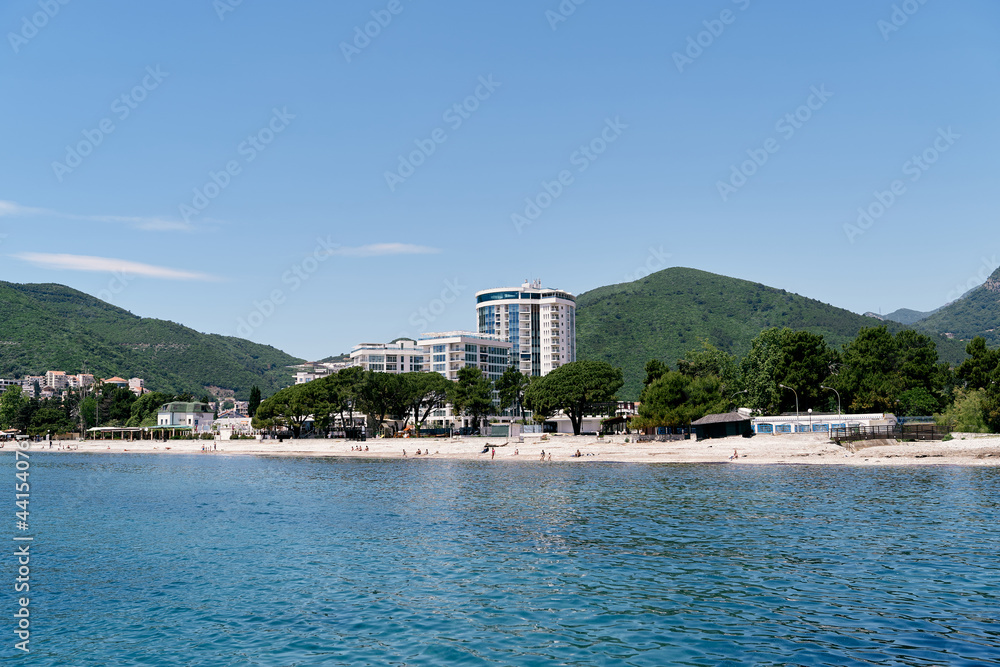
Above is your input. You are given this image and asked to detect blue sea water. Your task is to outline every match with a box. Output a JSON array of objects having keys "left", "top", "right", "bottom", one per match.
[{"left": 7, "top": 454, "right": 1000, "bottom": 665}]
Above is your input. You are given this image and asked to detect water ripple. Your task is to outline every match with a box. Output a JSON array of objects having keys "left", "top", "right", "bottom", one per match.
[{"left": 10, "top": 455, "right": 1000, "bottom": 665}]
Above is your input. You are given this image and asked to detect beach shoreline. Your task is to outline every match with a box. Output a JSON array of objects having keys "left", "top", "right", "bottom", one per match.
[{"left": 11, "top": 433, "right": 1000, "bottom": 466}]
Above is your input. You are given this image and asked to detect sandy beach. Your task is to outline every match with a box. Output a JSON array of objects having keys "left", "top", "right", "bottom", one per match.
[{"left": 19, "top": 432, "right": 1000, "bottom": 466}]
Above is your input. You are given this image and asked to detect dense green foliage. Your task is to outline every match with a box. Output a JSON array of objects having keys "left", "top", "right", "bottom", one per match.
[
  {"left": 451, "top": 367, "right": 495, "bottom": 429},
  {"left": 495, "top": 365, "right": 530, "bottom": 417},
  {"left": 575, "top": 267, "right": 967, "bottom": 400},
  {"left": 634, "top": 371, "right": 726, "bottom": 429},
  {"left": 252, "top": 368, "right": 461, "bottom": 437},
  {"left": 524, "top": 360, "right": 623, "bottom": 435},
  {"left": 913, "top": 267, "right": 1000, "bottom": 346},
  {"left": 0, "top": 282, "right": 302, "bottom": 398},
  {"left": 635, "top": 325, "right": 962, "bottom": 428},
  {"left": 0, "top": 385, "right": 194, "bottom": 435}
]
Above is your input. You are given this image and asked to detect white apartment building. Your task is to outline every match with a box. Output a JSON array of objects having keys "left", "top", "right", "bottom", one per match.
[
  {"left": 66, "top": 374, "right": 94, "bottom": 389},
  {"left": 419, "top": 331, "right": 511, "bottom": 383},
  {"left": 46, "top": 370, "right": 68, "bottom": 389},
  {"left": 128, "top": 378, "right": 145, "bottom": 395},
  {"left": 475, "top": 279, "right": 576, "bottom": 377},
  {"left": 349, "top": 339, "right": 428, "bottom": 374},
  {"left": 293, "top": 360, "right": 358, "bottom": 384},
  {"left": 21, "top": 376, "right": 44, "bottom": 398}
]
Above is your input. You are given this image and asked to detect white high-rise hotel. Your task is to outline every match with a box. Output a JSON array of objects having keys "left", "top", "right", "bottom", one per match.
[{"left": 475, "top": 280, "right": 576, "bottom": 377}]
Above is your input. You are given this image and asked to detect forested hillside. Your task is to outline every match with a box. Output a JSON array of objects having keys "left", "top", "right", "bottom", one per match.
[{"left": 0, "top": 282, "right": 301, "bottom": 398}]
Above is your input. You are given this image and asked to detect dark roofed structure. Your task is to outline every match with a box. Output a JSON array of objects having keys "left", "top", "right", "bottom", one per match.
[{"left": 691, "top": 412, "right": 753, "bottom": 440}]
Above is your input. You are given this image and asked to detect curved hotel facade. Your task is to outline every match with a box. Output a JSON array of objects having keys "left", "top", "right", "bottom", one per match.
[{"left": 475, "top": 280, "right": 576, "bottom": 377}]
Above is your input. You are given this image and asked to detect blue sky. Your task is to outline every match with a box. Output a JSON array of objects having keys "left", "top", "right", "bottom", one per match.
[{"left": 1, "top": 0, "right": 998, "bottom": 360}]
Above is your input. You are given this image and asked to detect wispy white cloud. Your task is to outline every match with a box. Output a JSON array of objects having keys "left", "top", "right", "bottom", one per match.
[
  {"left": 0, "top": 199, "right": 193, "bottom": 232},
  {"left": 12, "top": 252, "right": 220, "bottom": 281},
  {"left": 0, "top": 201, "right": 49, "bottom": 217},
  {"left": 325, "top": 243, "right": 441, "bottom": 258}
]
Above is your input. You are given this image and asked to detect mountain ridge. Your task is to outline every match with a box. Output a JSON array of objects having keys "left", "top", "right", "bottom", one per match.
[
  {"left": 0, "top": 281, "right": 302, "bottom": 398},
  {"left": 575, "top": 267, "right": 968, "bottom": 400}
]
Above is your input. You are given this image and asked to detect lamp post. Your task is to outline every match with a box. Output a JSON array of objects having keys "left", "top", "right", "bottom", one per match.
[
  {"left": 779, "top": 384, "right": 799, "bottom": 423},
  {"left": 730, "top": 389, "right": 747, "bottom": 410},
  {"left": 821, "top": 385, "right": 841, "bottom": 419}
]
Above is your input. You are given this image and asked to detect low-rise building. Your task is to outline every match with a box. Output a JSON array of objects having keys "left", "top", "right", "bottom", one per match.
[
  {"left": 128, "top": 378, "right": 146, "bottom": 395},
  {"left": 349, "top": 339, "right": 427, "bottom": 374},
  {"left": 103, "top": 377, "right": 129, "bottom": 389},
  {"left": 214, "top": 409, "right": 253, "bottom": 437},
  {"left": 751, "top": 412, "right": 895, "bottom": 435},
  {"left": 156, "top": 402, "right": 215, "bottom": 433},
  {"left": 66, "top": 374, "right": 95, "bottom": 389},
  {"left": 21, "top": 376, "right": 44, "bottom": 398}
]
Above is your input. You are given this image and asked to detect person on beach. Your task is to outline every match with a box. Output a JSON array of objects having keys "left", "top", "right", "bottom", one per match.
[
  {"left": 491, "top": 447, "right": 495, "bottom": 460},
  {"left": 402, "top": 450, "right": 406, "bottom": 457},
  {"left": 730, "top": 449, "right": 738, "bottom": 460},
  {"left": 540, "top": 450, "right": 545, "bottom": 461}
]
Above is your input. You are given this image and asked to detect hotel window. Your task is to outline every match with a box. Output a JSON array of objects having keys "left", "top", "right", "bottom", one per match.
[
  {"left": 433, "top": 345, "right": 446, "bottom": 353},
  {"left": 386, "top": 355, "right": 397, "bottom": 363},
  {"left": 433, "top": 354, "right": 446, "bottom": 363}
]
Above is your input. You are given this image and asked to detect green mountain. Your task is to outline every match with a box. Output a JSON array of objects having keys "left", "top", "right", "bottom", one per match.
[
  {"left": 0, "top": 282, "right": 302, "bottom": 398},
  {"left": 575, "top": 267, "right": 967, "bottom": 400},
  {"left": 882, "top": 307, "right": 938, "bottom": 325},
  {"left": 911, "top": 266, "right": 1000, "bottom": 345}
]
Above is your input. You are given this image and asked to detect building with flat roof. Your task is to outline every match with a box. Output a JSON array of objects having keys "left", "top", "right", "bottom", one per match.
[
  {"left": 46, "top": 370, "right": 68, "bottom": 389},
  {"left": 349, "top": 339, "right": 427, "bottom": 375},
  {"left": 419, "top": 331, "right": 511, "bottom": 383},
  {"left": 475, "top": 279, "right": 576, "bottom": 377}
]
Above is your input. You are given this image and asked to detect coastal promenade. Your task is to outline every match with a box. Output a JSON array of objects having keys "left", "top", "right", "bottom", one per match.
[{"left": 28, "top": 433, "right": 1000, "bottom": 466}]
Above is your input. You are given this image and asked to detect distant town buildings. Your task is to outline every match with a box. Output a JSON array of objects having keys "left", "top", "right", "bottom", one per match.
[{"left": 0, "top": 371, "right": 143, "bottom": 399}]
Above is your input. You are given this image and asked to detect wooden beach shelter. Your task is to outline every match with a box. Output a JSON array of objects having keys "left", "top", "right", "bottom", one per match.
[{"left": 691, "top": 412, "right": 753, "bottom": 440}]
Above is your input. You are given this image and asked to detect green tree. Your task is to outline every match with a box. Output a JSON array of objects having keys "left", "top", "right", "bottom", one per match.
[
  {"left": 936, "top": 388, "right": 989, "bottom": 433},
  {"left": 401, "top": 372, "right": 452, "bottom": 431},
  {"left": 523, "top": 360, "right": 624, "bottom": 435},
  {"left": 635, "top": 371, "right": 727, "bottom": 428},
  {"left": 495, "top": 365, "right": 530, "bottom": 418},
  {"left": 450, "top": 366, "right": 494, "bottom": 429},
  {"left": 677, "top": 341, "right": 740, "bottom": 389},
  {"left": 28, "top": 406, "right": 74, "bottom": 436},
  {"left": 100, "top": 387, "right": 137, "bottom": 425},
  {"left": 956, "top": 337, "right": 999, "bottom": 390},
  {"left": 0, "top": 386, "right": 28, "bottom": 430},
  {"left": 836, "top": 326, "right": 944, "bottom": 413},
  {"left": 740, "top": 328, "right": 785, "bottom": 415},
  {"left": 80, "top": 395, "right": 97, "bottom": 431},
  {"left": 355, "top": 372, "right": 408, "bottom": 434},
  {"left": 252, "top": 384, "right": 313, "bottom": 437},
  {"left": 14, "top": 398, "right": 39, "bottom": 433},
  {"left": 126, "top": 391, "right": 171, "bottom": 427},
  {"left": 248, "top": 385, "right": 262, "bottom": 417},
  {"left": 643, "top": 359, "right": 669, "bottom": 387}
]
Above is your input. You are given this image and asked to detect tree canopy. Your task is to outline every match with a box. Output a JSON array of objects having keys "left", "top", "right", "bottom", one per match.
[{"left": 524, "top": 360, "right": 623, "bottom": 435}]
